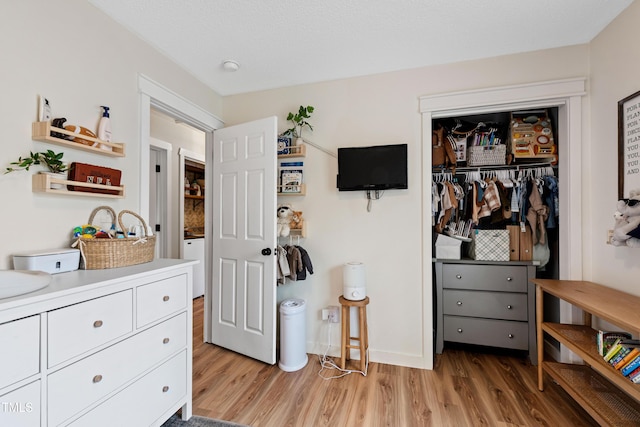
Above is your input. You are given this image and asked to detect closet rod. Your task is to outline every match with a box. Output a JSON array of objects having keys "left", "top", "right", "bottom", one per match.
[{"left": 432, "top": 160, "right": 554, "bottom": 174}]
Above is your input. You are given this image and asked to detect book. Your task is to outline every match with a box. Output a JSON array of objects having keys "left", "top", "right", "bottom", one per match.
[
  {"left": 277, "top": 136, "right": 292, "bottom": 155},
  {"left": 615, "top": 347, "right": 640, "bottom": 370},
  {"left": 621, "top": 353, "right": 640, "bottom": 376},
  {"left": 279, "top": 161, "right": 303, "bottom": 193},
  {"left": 603, "top": 340, "right": 623, "bottom": 362},
  {"left": 610, "top": 347, "right": 631, "bottom": 367},
  {"left": 597, "top": 331, "right": 633, "bottom": 356},
  {"left": 628, "top": 366, "right": 640, "bottom": 381}
]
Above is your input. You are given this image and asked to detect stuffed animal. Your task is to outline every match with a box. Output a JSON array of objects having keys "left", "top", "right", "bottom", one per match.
[
  {"left": 612, "top": 190, "right": 640, "bottom": 247},
  {"left": 277, "top": 205, "right": 293, "bottom": 237},
  {"left": 290, "top": 210, "right": 303, "bottom": 230}
]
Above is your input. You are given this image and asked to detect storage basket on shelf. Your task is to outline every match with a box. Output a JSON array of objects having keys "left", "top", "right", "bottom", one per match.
[
  {"left": 467, "top": 144, "right": 507, "bottom": 166},
  {"left": 72, "top": 206, "right": 156, "bottom": 269}
]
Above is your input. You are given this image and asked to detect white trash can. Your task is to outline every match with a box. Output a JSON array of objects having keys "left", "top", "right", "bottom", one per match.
[{"left": 278, "top": 298, "right": 308, "bottom": 372}]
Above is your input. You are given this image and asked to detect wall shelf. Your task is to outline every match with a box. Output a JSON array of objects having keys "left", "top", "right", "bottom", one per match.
[
  {"left": 278, "top": 144, "right": 306, "bottom": 158},
  {"left": 32, "top": 173, "right": 125, "bottom": 198},
  {"left": 277, "top": 184, "right": 306, "bottom": 196},
  {"left": 32, "top": 121, "right": 125, "bottom": 157}
]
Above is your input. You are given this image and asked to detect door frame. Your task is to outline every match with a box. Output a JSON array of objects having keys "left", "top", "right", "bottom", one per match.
[
  {"left": 420, "top": 78, "right": 587, "bottom": 368},
  {"left": 149, "top": 138, "right": 172, "bottom": 258},
  {"left": 138, "top": 74, "right": 224, "bottom": 342}
]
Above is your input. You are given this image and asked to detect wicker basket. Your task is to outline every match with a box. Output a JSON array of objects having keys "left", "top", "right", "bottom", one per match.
[
  {"left": 467, "top": 145, "right": 507, "bottom": 166},
  {"left": 73, "top": 206, "right": 156, "bottom": 269}
]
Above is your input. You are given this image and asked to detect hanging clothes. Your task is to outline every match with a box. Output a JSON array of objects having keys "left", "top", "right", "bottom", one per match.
[{"left": 277, "top": 244, "right": 314, "bottom": 284}]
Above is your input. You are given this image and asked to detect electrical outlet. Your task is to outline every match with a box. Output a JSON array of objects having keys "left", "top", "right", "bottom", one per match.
[
  {"left": 327, "top": 306, "right": 340, "bottom": 323},
  {"left": 322, "top": 306, "right": 340, "bottom": 323}
]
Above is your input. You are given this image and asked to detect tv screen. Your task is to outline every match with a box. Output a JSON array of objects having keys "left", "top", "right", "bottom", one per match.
[{"left": 337, "top": 144, "right": 408, "bottom": 191}]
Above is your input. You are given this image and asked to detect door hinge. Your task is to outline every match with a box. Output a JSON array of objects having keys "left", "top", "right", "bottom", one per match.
[
  {"left": 155, "top": 224, "right": 161, "bottom": 232},
  {"left": 155, "top": 165, "right": 161, "bottom": 173}
]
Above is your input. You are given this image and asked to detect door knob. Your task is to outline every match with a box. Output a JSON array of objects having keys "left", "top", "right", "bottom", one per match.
[{"left": 261, "top": 248, "right": 272, "bottom": 256}]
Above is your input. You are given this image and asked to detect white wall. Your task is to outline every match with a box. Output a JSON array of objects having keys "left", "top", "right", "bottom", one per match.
[
  {"left": 0, "top": 0, "right": 222, "bottom": 269},
  {"left": 588, "top": 0, "right": 640, "bottom": 296},
  {"left": 223, "top": 46, "right": 589, "bottom": 367}
]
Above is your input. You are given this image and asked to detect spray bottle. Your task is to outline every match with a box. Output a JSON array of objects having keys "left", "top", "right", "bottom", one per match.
[{"left": 98, "top": 106, "right": 112, "bottom": 151}]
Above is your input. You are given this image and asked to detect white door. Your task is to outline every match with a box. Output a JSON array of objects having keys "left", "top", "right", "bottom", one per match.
[
  {"left": 149, "top": 146, "right": 168, "bottom": 258},
  {"left": 207, "top": 116, "right": 278, "bottom": 364}
]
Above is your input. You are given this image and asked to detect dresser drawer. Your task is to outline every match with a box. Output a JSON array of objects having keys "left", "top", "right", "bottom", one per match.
[
  {"left": 48, "top": 290, "right": 133, "bottom": 367},
  {"left": 443, "top": 315, "right": 529, "bottom": 350},
  {"left": 0, "top": 315, "right": 40, "bottom": 390},
  {"left": 137, "top": 274, "right": 188, "bottom": 328},
  {"left": 442, "top": 290, "right": 528, "bottom": 321},
  {"left": 0, "top": 380, "right": 40, "bottom": 427},
  {"left": 442, "top": 264, "right": 527, "bottom": 292},
  {"left": 48, "top": 312, "right": 187, "bottom": 426},
  {"left": 68, "top": 351, "right": 187, "bottom": 427}
]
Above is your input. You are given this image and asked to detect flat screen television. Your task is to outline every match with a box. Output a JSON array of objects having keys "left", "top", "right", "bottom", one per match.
[{"left": 336, "top": 143, "right": 408, "bottom": 191}]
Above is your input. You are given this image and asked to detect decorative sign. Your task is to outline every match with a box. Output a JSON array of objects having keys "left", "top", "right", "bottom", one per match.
[{"left": 618, "top": 90, "right": 640, "bottom": 198}]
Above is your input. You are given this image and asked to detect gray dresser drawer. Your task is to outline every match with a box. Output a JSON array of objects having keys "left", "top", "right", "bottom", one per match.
[
  {"left": 442, "top": 264, "right": 527, "bottom": 292},
  {"left": 442, "top": 290, "right": 528, "bottom": 321},
  {"left": 443, "top": 315, "right": 529, "bottom": 350}
]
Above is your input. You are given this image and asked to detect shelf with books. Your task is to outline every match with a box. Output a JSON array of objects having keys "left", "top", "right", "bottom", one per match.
[
  {"left": 277, "top": 183, "right": 306, "bottom": 196},
  {"left": 534, "top": 279, "right": 640, "bottom": 427}
]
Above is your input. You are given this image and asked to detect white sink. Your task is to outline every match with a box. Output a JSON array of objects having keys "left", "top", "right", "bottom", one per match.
[{"left": 0, "top": 270, "right": 52, "bottom": 299}]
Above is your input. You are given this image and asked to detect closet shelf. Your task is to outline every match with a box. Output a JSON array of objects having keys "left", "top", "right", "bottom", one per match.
[
  {"left": 32, "top": 121, "right": 125, "bottom": 157},
  {"left": 433, "top": 159, "right": 554, "bottom": 174}
]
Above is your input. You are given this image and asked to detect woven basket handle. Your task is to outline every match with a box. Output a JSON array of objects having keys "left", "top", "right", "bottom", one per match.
[
  {"left": 118, "top": 210, "right": 150, "bottom": 237},
  {"left": 87, "top": 206, "right": 117, "bottom": 228}
]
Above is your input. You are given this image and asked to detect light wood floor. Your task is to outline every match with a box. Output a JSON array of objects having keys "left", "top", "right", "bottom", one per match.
[{"left": 190, "top": 297, "right": 597, "bottom": 426}]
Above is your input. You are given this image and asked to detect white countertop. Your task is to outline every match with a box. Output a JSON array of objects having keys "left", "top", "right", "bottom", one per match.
[{"left": 0, "top": 259, "right": 197, "bottom": 317}]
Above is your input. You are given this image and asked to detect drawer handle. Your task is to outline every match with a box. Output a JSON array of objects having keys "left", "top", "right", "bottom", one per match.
[
  {"left": 508, "top": 334, "right": 514, "bottom": 339},
  {"left": 456, "top": 301, "right": 462, "bottom": 306},
  {"left": 163, "top": 337, "right": 170, "bottom": 344},
  {"left": 457, "top": 328, "right": 463, "bottom": 333},
  {"left": 506, "top": 277, "right": 513, "bottom": 282},
  {"left": 163, "top": 295, "right": 170, "bottom": 302},
  {"left": 456, "top": 274, "right": 462, "bottom": 280},
  {"left": 93, "top": 320, "right": 103, "bottom": 328},
  {"left": 506, "top": 305, "right": 513, "bottom": 310},
  {"left": 93, "top": 374, "right": 103, "bottom": 383},
  {"left": 162, "top": 386, "right": 170, "bottom": 393}
]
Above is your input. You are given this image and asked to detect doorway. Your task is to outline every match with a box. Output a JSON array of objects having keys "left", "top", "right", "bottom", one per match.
[{"left": 420, "top": 78, "right": 587, "bottom": 367}]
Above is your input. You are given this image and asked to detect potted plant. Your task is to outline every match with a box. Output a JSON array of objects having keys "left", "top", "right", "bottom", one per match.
[
  {"left": 284, "top": 105, "right": 314, "bottom": 145},
  {"left": 5, "top": 150, "right": 67, "bottom": 189}
]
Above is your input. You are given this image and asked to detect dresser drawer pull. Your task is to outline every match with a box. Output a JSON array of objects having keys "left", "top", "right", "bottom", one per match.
[
  {"left": 163, "top": 295, "right": 170, "bottom": 302},
  {"left": 163, "top": 337, "right": 170, "bottom": 344},
  {"left": 162, "top": 386, "right": 169, "bottom": 393},
  {"left": 506, "top": 277, "right": 513, "bottom": 282},
  {"left": 457, "top": 328, "right": 463, "bottom": 333},
  {"left": 456, "top": 301, "right": 462, "bottom": 306},
  {"left": 456, "top": 275, "right": 462, "bottom": 280},
  {"left": 508, "top": 334, "right": 514, "bottom": 339},
  {"left": 93, "top": 320, "right": 103, "bottom": 328},
  {"left": 506, "top": 305, "right": 513, "bottom": 310},
  {"left": 93, "top": 374, "right": 103, "bottom": 383}
]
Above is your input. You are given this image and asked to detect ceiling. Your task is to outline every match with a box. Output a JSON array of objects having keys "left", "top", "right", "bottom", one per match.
[{"left": 88, "top": 0, "right": 633, "bottom": 96}]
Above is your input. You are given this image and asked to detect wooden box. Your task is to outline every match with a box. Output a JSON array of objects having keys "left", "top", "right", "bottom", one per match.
[
  {"left": 507, "top": 224, "right": 533, "bottom": 261},
  {"left": 67, "top": 162, "right": 122, "bottom": 195}
]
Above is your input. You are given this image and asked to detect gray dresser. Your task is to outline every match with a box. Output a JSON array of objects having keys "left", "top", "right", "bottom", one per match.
[{"left": 434, "top": 259, "right": 537, "bottom": 364}]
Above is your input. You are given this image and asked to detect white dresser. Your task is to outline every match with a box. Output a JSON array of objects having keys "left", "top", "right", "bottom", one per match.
[{"left": 0, "top": 259, "right": 195, "bottom": 427}]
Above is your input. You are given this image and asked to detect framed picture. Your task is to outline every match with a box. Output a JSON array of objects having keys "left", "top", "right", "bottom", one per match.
[{"left": 618, "top": 89, "right": 640, "bottom": 198}]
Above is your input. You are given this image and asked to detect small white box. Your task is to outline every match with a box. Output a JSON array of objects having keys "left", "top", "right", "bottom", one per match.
[
  {"left": 13, "top": 248, "right": 80, "bottom": 274},
  {"left": 435, "top": 234, "right": 462, "bottom": 260}
]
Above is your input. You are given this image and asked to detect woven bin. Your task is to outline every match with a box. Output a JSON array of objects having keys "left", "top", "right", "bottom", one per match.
[
  {"left": 467, "top": 145, "right": 506, "bottom": 166},
  {"left": 73, "top": 206, "right": 156, "bottom": 269}
]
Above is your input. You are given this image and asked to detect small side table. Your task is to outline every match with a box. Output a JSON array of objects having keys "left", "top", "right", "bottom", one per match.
[{"left": 338, "top": 295, "right": 370, "bottom": 372}]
